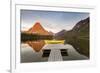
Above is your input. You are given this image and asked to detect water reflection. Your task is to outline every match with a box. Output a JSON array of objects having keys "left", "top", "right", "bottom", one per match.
[
  {"left": 26, "top": 40, "right": 45, "bottom": 52},
  {"left": 21, "top": 41, "right": 88, "bottom": 63}
]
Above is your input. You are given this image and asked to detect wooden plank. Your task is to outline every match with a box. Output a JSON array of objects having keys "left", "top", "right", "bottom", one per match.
[{"left": 48, "top": 49, "right": 63, "bottom": 61}]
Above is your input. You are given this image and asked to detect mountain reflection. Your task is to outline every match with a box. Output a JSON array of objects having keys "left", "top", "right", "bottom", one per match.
[{"left": 26, "top": 40, "right": 45, "bottom": 52}]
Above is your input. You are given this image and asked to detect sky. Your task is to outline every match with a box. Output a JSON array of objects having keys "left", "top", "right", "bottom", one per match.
[{"left": 21, "top": 9, "right": 89, "bottom": 33}]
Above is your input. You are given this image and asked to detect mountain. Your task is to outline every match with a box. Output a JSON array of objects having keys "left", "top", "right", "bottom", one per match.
[
  {"left": 54, "top": 17, "right": 90, "bottom": 57},
  {"left": 55, "top": 17, "right": 89, "bottom": 39},
  {"left": 55, "top": 29, "right": 67, "bottom": 36},
  {"left": 54, "top": 29, "right": 67, "bottom": 39},
  {"left": 21, "top": 22, "right": 53, "bottom": 52},
  {"left": 27, "top": 22, "right": 51, "bottom": 35},
  {"left": 72, "top": 17, "right": 89, "bottom": 32},
  {"left": 49, "top": 31, "right": 54, "bottom": 35}
]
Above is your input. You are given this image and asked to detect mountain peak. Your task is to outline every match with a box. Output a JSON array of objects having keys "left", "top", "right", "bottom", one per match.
[
  {"left": 33, "top": 22, "right": 42, "bottom": 27},
  {"left": 28, "top": 22, "right": 51, "bottom": 35}
]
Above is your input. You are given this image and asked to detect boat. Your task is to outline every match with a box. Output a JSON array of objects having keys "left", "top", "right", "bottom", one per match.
[{"left": 44, "top": 40, "right": 65, "bottom": 44}]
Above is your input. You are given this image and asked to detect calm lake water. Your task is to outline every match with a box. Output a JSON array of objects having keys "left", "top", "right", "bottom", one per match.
[{"left": 21, "top": 42, "right": 88, "bottom": 63}]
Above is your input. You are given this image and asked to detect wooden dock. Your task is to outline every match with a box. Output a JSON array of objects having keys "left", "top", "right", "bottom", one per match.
[
  {"left": 42, "top": 44, "right": 88, "bottom": 61},
  {"left": 48, "top": 49, "right": 63, "bottom": 61}
]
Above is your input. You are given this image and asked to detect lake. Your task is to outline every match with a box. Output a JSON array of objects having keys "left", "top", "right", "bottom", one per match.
[{"left": 21, "top": 42, "right": 88, "bottom": 63}]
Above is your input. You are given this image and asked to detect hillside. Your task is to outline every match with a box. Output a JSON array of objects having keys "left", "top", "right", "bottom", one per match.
[{"left": 55, "top": 17, "right": 90, "bottom": 57}]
